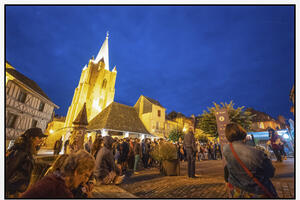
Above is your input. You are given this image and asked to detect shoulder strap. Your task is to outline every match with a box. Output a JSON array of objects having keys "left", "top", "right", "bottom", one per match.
[{"left": 229, "top": 143, "right": 274, "bottom": 198}]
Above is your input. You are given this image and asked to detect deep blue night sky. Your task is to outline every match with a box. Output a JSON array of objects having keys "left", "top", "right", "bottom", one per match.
[{"left": 5, "top": 6, "right": 295, "bottom": 120}]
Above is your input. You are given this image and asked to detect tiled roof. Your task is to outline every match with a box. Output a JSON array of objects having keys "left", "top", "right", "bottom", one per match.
[
  {"left": 88, "top": 102, "right": 150, "bottom": 134},
  {"left": 245, "top": 108, "right": 276, "bottom": 122},
  {"left": 143, "top": 96, "right": 164, "bottom": 108},
  {"left": 6, "top": 62, "right": 54, "bottom": 104}
]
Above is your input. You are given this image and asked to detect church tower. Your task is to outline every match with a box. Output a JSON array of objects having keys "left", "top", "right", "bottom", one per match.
[{"left": 64, "top": 33, "right": 117, "bottom": 130}]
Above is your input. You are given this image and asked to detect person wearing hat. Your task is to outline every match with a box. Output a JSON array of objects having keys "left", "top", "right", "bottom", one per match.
[
  {"left": 5, "top": 127, "right": 47, "bottom": 198},
  {"left": 183, "top": 126, "right": 197, "bottom": 178}
]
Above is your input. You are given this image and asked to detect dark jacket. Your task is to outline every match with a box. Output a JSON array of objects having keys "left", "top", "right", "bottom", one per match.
[
  {"left": 270, "top": 134, "right": 282, "bottom": 150},
  {"left": 134, "top": 142, "right": 141, "bottom": 156},
  {"left": 94, "top": 136, "right": 116, "bottom": 179},
  {"left": 119, "top": 141, "right": 129, "bottom": 162},
  {"left": 54, "top": 139, "right": 63, "bottom": 152},
  {"left": 223, "top": 141, "right": 277, "bottom": 196},
  {"left": 142, "top": 142, "right": 150, "bottom": 155},
  {"left": 6, "top": 137, "right": 35, "bottom": 195},
  {"left": 21, "top": 173, "right": 73, "bottom": 198},
  {"left": 183, "top": 132, "right": 196, "bottom": 152}
]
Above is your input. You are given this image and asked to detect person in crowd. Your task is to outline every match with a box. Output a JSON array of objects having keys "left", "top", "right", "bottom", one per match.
[
  {"left": 120, "top": 138, "right": 129, "bottom": 174},
  {"left": 203, "top": 144, "right": 208, "bottom": 160},
  {"left": 223, "top": 123, "right": 278, "bottom": 198},
  {"left": 6, "top": 128, "right": 47, "bottom": 198},
  {"left": 207, "top": 142, "right": 213, "bottom": 160},
  {"left": 278, "top": 133, "right": 287, "bottom": 160},
  {"left": 91, "top": 135, "right": 103, "bottom": 158},
  {"left": 63, "top": 139, "right": 69, "bottom": 154},
  {"left": 84, "top": 136, "right": 93, "bottom": 153},
  {"left": 114, "top": 139, "right": 121, "bottom": 164},
  {"left": 245, "top": 135, "right": 256, "bottom": 146},
  {"left": 45, "top": 153, "right": 96, "bottom": 198},
  {"left": 183, "top": 126, "right": 197, "bottom": 178},
  {"left": 127, "top": 138, "right": 135, "bottom": 171},
  {"left": 268, "top": 128, "right": 283, "bottom": 162},
  {"left": 94, "top": 136, "right": 125, "bottom": 185},
  {"left": 196, "top": 141, "right": 201, "bottom": 161},
  {"left": 214, "top": 142, "right": 222, "bottom": 160},
  {"left": 178, "top": 141, "right": 185, "bottom": 162},
  {"left": 21, "top": 150, "right": 95, "bottom": 198},
  {"left": 148, "top": 140, "right": 156, "bottom": 168},
  {"left": 133, "top": 138, "right": 142, "bottom": 174},
  {"left": 142, "top": 139, "right": 150, "bottom": 168},
  {"left": 53, "top": 137, "right": 63, "bottom": 155}
]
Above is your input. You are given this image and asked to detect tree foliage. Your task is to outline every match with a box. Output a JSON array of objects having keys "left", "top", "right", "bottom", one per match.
[
  {"left": 197, "top": 101, "right": 254, "bottom": 138},
  {"left": 168, "top": 129, "right": 184, "bottom": 142}
]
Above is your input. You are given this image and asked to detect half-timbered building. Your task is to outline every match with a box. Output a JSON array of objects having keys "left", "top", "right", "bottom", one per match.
[{"left": 5, "top": 62, "right": 59, "bottom": 149}]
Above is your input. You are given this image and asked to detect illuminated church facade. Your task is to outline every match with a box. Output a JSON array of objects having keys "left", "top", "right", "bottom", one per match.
[{"left": 64, "top": 33, "right": 117, "bottom": 131}]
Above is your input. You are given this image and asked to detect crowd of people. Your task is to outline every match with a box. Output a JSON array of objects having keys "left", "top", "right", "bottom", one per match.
[
  {"left": 6, "top": 124, "right": 289, "bottom": 198},
  {"left": 5, "top": 128, "right": 174, "bottom": 198},
  {"left": 176, "top": 140, "right": 222, "bottom": 162}
]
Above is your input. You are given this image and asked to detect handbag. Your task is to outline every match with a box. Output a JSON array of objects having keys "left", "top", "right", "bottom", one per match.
[{"left": 229, "top": 143, "right": 275, "bottom": 198}]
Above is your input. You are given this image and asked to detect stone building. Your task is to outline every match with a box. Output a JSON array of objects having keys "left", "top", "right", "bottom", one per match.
[
  {"left": 166, "top": 111, "right": 195, "bottom": 132},
  {"left": 245, "top": 108, "right": 281, "bottom": 131},
  {"left": 5, "top": 62, "right": 59, "bottom": 149},
  {"left": 64, "top": 33, "right": 117, "bottom": 133},
  {"left": 44, "top": 116, "right": 66, "bottom": 149},
  {"left": 134, "top": 95, "right": 166, "bottom": 138}
]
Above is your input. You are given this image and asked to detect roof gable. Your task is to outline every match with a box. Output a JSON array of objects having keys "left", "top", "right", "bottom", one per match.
[
  {"left": 143, "top": 95, "right": 164, "bottom": 108},
  {"left": 6, "top": 63, "right": 55, "bottom": 105}
]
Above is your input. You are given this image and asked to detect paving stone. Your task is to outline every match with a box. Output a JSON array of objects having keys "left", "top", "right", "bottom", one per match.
[{"left": 119, "top": 159, "right": 294, "bottom": 198}]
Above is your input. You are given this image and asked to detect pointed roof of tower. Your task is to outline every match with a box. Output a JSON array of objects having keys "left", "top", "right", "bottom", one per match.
[
  {"left": 93, "top": 32, "right": 110, "bottom": 70},
  {"left": 73, "top": 103, "right": 88, "bottom": 126}
]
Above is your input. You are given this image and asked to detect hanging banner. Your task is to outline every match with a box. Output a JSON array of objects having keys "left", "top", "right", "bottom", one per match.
[{"left": 214, "top": 108, "right": 230, "bottom": 165}]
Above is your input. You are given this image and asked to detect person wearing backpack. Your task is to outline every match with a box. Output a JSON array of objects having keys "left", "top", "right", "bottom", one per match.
[{"left": 5, "top": 128, "right": 47, "bottom": 198}]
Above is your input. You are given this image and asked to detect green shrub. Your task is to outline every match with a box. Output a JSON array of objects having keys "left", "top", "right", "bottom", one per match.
[{"left": 151, "top": 142, "right": 178, "bottom": 161}]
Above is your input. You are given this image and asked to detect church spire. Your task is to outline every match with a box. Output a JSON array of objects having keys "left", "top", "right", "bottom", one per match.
[
  {"left": 93, "top": 32, "right": 110, "bottom": 70},
  {"left": 72, "top": 103, "right": 88, "bottom": 126}
]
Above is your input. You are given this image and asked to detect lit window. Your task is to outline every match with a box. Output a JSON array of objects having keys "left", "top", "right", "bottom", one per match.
[
  {"left": 7, "top": 113, "right": 18, "bottom": 128},
  {"left": 32, "top": 119, "right": 38, "bottom": 128},
  {"left": 158, "top": 110, "right": 161, "bottom": 117},
  {"left": 17, "top": 90, "right": 27, "bottom": 103},
  {"left": 39, "top": 102, "right": 45, "bottom": 112}
]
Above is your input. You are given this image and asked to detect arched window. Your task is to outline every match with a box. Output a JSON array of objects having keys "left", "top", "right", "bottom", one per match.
[{"left": 102, "top": 79, "right": 107, "bottom": 89}]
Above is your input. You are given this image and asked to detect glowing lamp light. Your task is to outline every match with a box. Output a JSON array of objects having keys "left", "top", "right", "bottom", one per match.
[
  {"left": 124, "top": 132, "right": 129, "bottom": 138},
  {"left": 283, "top": 134, "right": 289, "bottom": 139},
  {"left": 183, "top": 127, "right": 187, "bottom": 133},
  {"left": 102, "top": 129, "right": 108, "bottom": 137},
  {"left": 49, "top": 129, "right": 54, "bottom": 134}
]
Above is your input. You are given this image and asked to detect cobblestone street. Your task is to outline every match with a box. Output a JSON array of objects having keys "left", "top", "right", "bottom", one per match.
[{"left": 120, "top": 158, "right": 294, "bottom": 198}]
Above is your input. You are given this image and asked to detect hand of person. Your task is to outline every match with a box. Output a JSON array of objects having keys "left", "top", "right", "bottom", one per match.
[{"left": 82, "top": 182, "right": 94, "bottom": 198}]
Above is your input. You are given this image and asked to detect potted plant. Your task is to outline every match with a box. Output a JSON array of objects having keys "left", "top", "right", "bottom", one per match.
[{"left": 151, "top": 141, "right": 180, "bottom": 176}]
